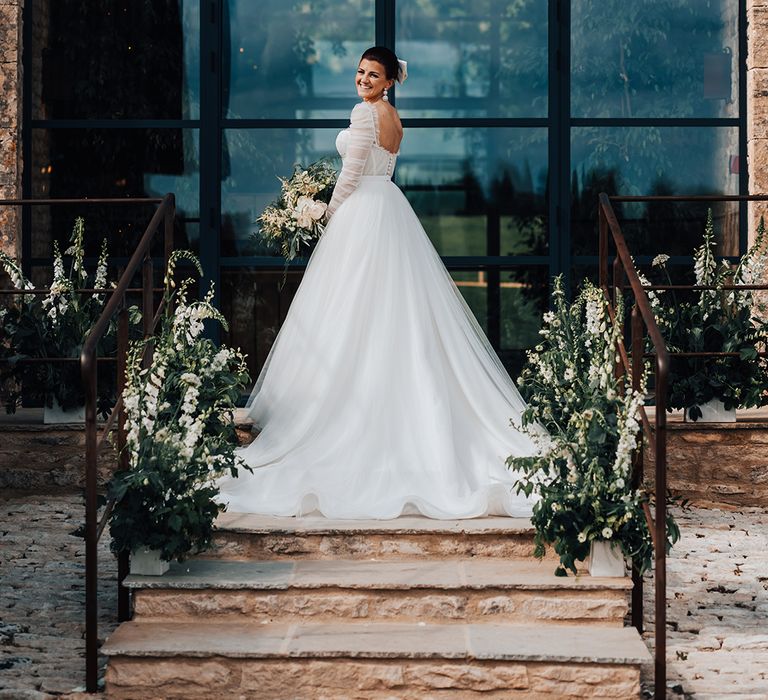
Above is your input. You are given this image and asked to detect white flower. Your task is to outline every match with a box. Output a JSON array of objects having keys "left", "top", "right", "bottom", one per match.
[
  {"left": 652, "top": 254, "right": 670, "bottom": 268},
  {"left": 601, "top": 527, "right": 613, "bottom": 539},
  {"left": 577, "top": 532, "right": 587, "bottom": 543}
]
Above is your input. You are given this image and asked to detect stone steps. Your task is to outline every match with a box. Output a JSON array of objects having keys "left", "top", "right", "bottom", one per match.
[
  {"left": 103, "top": 513, "right": 648, "bottom": 698},
  {"left": 208, "top": 512, "right": 550, "bottom": 561},
  {"left": 102, "top": 620, "right": 651, "bottom": 699},
  {"left": 127, "top": 558, "right": 631, "bottom": 626}
]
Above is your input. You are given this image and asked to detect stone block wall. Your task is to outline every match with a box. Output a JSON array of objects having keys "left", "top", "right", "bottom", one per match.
[
  {"left": 748, "top": 0, "right": 768, "bottom": 235},
  {"left": 0, "top": 0, "right": 23, "bottom": 265}
]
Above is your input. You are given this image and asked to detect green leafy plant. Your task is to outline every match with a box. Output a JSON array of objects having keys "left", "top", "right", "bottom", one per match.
[
  {"left": 507, "top": 277, "right": 679, "bottom": 576},
  {"left": 644, "top": 211, "right": 768, "bottom": 420},
  {"left": 0, "top": 217, "right": 127, "bottom": 414},
  {"left": 108, "top": 251, "right": 251, "bottom": 562}
]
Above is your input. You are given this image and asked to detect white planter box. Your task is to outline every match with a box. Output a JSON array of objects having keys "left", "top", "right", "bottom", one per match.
[
  {"left": 685, "top": 399, "right": 737, "bottom": 423},
  {"left": 43, "top": 396, "right": 85, "bottom": 424},
  {"left": 589, "top": 540, "right": 626, "bottom": 577},
  {"left": 130, "top": 548, "right": 170, "bottom": 576}
]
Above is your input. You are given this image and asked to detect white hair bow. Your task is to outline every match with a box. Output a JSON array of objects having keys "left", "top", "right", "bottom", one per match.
[{"left": 396, "top": 59, "right": 408, "bottom": 84}]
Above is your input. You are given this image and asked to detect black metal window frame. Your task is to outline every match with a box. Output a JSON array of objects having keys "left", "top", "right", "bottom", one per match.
[{"left": 21, "top": 0, "right": 748, "bottom": 338}]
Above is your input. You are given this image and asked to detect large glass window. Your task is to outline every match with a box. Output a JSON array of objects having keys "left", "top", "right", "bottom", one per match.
[
  {"left": 31, "top": 0, "right": 200, "bottom": 120},
  {"left": 571, "top": 0, "right": 739, "bottom": 119},
  {"left": 396, "top": 0, "right": 548, "bottom": 118},
  {"left": 571, "top": 126, "right": 740, "bottom": 256},
  {"left": 22, "top": 0, "right": 746, "bottom": 389},
  {"left": 224, "top": 0, "right": 375, "bottom": 119}
]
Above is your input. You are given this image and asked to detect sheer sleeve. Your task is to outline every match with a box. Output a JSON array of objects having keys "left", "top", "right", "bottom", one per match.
[{"left": 327, "top": 102, "right": 375, "bottom": 219}]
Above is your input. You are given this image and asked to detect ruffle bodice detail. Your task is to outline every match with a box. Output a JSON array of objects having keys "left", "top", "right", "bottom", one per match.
[
  {"left": 327, "top": 102, "right": 399, "bottom": 217},
  {"left": 335, "top": 103, "right": 398, "bottom": 178}
]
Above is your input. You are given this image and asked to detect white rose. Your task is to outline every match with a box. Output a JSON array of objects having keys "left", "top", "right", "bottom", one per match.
[
  {"left": 296, "top": 211, "right": 313, "bottom": 229},
  {"left": 308, "top": 200, "right": 327, "bottom": 220},
  {"left": 601, "top": 527, "right": 613, "bottom": 539}
]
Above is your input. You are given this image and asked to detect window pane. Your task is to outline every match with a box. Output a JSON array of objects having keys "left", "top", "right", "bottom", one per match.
[
  {"left": 398, "top": 128, "right": 548, "bottom": 256},
  {"left": 31, "top": 0, "right": 200, "bottom": 119},
  {"left": 224, "top": 0, "right": 374, "bottom": 119},
  {"left": 221, "top": 268, "right": 304, "bottom": 387},
  {"left": 571, "top": 126, "right": 740, "bottom": 256},
  {"left": 30, "top": 128, "right": 200, "bottom": 258},
  {"left": 221, "top": 128, "right": 340, "bottom": 257},
  {"left": 572, "top": 0, "right": 739, "bottom": 118},
  {"left": 396, "top": 0, "right": 548, "bottom": 118}
]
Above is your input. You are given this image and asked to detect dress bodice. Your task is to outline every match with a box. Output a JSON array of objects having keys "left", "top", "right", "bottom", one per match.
[
  {"left": 335, "top": 102, "right": 398, "bottom": 178},
  {"left": 336, "top": 129, "right": 399, "bottom": 178},
  {"left": 326, "top": 101, "right": 399, "bottom": 218}
]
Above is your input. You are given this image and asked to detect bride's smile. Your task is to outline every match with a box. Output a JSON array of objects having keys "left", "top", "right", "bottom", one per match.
[{"left": 356, "top": 58, "right": 393, "bottom": 102}]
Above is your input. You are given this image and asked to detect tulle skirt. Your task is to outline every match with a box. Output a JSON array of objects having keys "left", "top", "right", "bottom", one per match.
[{"left": 215, "top": 175, "right": 537, "bottom": 519}]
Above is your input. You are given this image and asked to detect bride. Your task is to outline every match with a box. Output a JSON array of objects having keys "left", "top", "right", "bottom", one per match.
[{"left": 216, "top": 46, "right": 537, "bottom": 520}]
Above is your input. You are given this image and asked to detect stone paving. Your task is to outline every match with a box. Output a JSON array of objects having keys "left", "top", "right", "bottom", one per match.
[
  {"left": 0, "top": 494, "right": 116, "bottom": 699},
  {"left": 642, "top": 506, "right": 768, "bottom": 699},
  {"left": 1, "top": 494, "right": 767, "bottom": 698}
]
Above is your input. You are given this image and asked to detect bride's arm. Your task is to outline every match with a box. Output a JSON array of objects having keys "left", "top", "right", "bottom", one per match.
[{"left": 326, "top": 103, "right": 375, "bottom": 219}]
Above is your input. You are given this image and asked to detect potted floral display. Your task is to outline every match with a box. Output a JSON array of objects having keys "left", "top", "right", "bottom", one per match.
[
  {"left": 108, "top": 251, "right": 251, "bottom": 574},
  {"left": 508, "top": 277, "right": 680, "bottom": 577},
  {"left": 645, "top": 211, "right": 768, "bottom": 422},
  {"left": 0, "top": 217, "right": 127, "bottom": 422}
]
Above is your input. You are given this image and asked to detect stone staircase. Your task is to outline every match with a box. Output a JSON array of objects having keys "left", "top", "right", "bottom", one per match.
[{"left": 101, "top": 513, "right": 651, "bottom": 699}]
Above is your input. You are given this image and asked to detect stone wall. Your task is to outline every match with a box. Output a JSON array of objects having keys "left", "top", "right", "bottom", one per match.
[
  {"left": 748, "top": 0, "right": 768, "bottom": 235},
  {"left": 0, "top": 0, "right": 23, "bottom": 265},
  {"left": 644, "top": 423, "right": 768, "bottom": 508}
]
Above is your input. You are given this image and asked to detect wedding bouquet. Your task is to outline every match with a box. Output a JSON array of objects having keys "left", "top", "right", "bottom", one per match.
[{"left": 257, "top": 159, "right": 337, "bottom": 263}]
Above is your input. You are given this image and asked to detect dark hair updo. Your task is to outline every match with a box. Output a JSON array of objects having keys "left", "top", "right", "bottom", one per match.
[{"left": 360, "top": 46, "right": 399, "bottom": 82}]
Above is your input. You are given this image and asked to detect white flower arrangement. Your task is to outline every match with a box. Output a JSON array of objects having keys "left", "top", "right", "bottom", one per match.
[
  {"left": 108, "top": 250, "right": 251, "bottom": 562},
  {"left": 0, "top": 217, "right": 125, "bottom": 413},
  {"left": 256, "top": 159, "right": 337, "bottom": 285},
  {"left": 644, "top": 211, "right": 768, "bottom": 419},
  {"left": 508, "top": 276, "right": 679, "bottom": 576}
]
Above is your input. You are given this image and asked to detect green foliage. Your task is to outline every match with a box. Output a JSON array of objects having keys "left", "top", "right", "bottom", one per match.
[
  {"left": 508, "top": 277, "right": 679, "bottom": 575},
  {"left": 646, "top": 212, "right": 768, "bottom": 420},
  {"left": 108, "top": 251, "right": 251, "bottom": 562},
  {"left": 0, "top": 218, "right": 130, "bottom": 414}
]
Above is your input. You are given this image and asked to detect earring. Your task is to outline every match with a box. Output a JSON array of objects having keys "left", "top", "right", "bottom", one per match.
[{"left": 383, "top": 87, "right": 389, "bottom": 102}]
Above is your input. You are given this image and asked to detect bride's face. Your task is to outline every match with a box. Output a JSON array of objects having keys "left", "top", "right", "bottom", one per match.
[{"left": 356, "top": 58, "right": 393, "bottom": 102}]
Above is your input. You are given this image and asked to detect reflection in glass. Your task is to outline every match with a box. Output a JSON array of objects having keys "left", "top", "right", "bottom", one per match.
[
  {"left": 224, "top": 0, "right": 374, "bottom": 119},
  {"left": 31, "top": 0, "right": 200, "bottom": 119},
  {"left": 571, "top": 127, "right": 739, "bottom": 257},
  {"left": 571, "top": 0, "right": 739, "bottom": 118},
  {"left": 221, "top": 129, "right": 340, "bottom": 257},
  {"left": 396, "top": 0, "right": 548, "bottom": 118},
  {"left": 31, "top": 129, "right": 200, "bottom": 258},
  {"left": 397, "top": 128, "right": 548, "bottom": 257},
  {"left": 221, "top": 268, "right": 304, "bottom": 386}
]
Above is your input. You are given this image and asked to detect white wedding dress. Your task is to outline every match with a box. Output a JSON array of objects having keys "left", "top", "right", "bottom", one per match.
[{"left": 216, "top": 100, "right": 537, "bottom": 519}]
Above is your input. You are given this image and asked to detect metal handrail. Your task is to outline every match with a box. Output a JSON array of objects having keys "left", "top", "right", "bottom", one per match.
[
  {"left": 81, "top": 193, "right": 175, "bottom": 692},
  {"left": 598, "top": 192, "right": 670, "bottom": 700},
  {"left": 599, "top": 191, "right": 768, "bottom": 699},
  {"left": 0, "top": 195, "right": 175, "bottom": 694}
]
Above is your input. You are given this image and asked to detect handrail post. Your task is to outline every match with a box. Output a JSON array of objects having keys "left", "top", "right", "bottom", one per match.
[
  {"left": 116, "top": 303, "right": 130, "bottom": 622},
  {"left": 631, "top": 304, "right": 644, "bottom": 634},
  {"left": 654, "top": 351, "right": 669, "bottom": 699},
  {"left": 599, "top": 203, "right": 608, "bottom": 290},
  {"left": 82, "top": 347, "right": 98, "bottom": 693},
  {"left": 164, "top": 194, "right": 175, "bottom": 271}
]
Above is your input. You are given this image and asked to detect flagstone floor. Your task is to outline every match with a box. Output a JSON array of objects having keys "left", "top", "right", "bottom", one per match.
[{"left": 1, "top": 493, "right": 766, "bottom": 699}]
